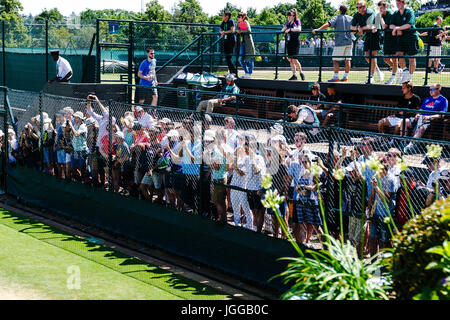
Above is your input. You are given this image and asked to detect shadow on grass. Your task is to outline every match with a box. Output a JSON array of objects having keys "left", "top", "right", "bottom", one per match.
[{"left": 0, "top": 209, "right": 233, "bottom": 299}]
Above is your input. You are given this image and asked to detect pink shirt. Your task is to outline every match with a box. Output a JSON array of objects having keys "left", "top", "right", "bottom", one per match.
[{"left": 238, "top": 21, "right": 248, "bottom": 31}]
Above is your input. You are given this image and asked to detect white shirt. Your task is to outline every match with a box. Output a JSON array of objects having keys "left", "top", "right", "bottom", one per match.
[
  {"left": 56, "top": 57, "right": 72, "bottom": 80},
  {"left": 427, "top": 169, "right": 445, "bottom": 189},
  {"left": 243, "top": 154, "right": 266, "bottom": 191},
  {"left": 86, "top": 108, "right": 109, "bottom": 147},
  {"left": 137, "top": 112, "right": 154, "bottom": 130}
]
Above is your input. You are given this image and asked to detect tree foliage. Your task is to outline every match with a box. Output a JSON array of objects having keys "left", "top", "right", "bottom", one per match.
[{"left": 301, "top": 0, "right": 328, "bottom": 30}]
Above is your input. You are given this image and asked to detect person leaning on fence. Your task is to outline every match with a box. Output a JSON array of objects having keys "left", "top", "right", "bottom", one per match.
[
  {"left": 235, "top": 12, "right": 256, "bottom": 79},
  {"left": 196, "top": 74, "right": 239, "bottom": 113},
  {"left": 48, "top": 50, "right": 73, "bottom": 83},
  {"left": 377, "top": 80, "right": 421, "bottom": 136},
  {"left": 403, "top": 83, "right": 448, "bottom": 154},
  {"left": 220, "top": 10, "right": 237, "bottom": 76},
  {"left": 419, "top": 16, "right": 448, "bottom": 74},
  {"left": 137, "top": 47, "right": 158, "bottom": 106},
  {"left": 377, "top": 0, "right": 399, "bottom": 85},
  {"left": 313, "top": 4, "right": 354, "bottom": 82},
  {"left": 281, "top": 8, "right": 305, "bottom": 81},
  {"left": 351, "top": 0, "right": 384, "bottom": 84},
  {"left": 111, "top": 131, "right": 131, "bottom": 194},
  {"left": 286, "top": 104, "right": 321, "bottom": 136},
  {"left": 390, "top": 0, "right": 420, "bottom": 84}
]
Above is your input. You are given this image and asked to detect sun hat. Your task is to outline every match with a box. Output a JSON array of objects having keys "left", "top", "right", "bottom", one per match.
[
  {"left": 135, "top": 106, "right": 144, "bottom": 113},
  {"left": 270, "top": 123, "right": 284, "bottom": 135},
  {"left": 84, "top": 117, "right": 97, "bottom": 126},
  {"left": 73, "top": 111, "right": 85, "bottom": 120},
  {"left": 225, "top": 73, "right": 237, "bottom": 81},
  {"left": 121, "top": 116, "right": 135, "bottom": 128}
]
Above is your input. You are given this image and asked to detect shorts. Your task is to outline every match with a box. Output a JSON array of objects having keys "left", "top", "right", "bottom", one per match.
[
  {"left": 295, "top": 200, "right": 322, "bottom": 226},
  {"left": 43, "top": 147, "right": 52, "bottom": 164},
  {"left": 387, "top": 116, "right": 402, "bottom": 127},
  {"left": 348, "top": 216, "right": 364, "bottom": 245},
  {"left": 141, "top": 171, "right": 164, "bottom": 189},
  {"left": 364, "top": 33, "right": 381, "bottom": 52},
  {"left": 286, "top": 42, "right": 300, "bottom": 58},
  {"left": 430, "top": 46, "right": 442, "bottom": 58},
  {"left": 136, "top": 86, "right": 158, "bottom": 103},
  {"left": 66, "top": 153, "right": 72, "bottom": 163},
  {"left": 370, "top": 220, "right": 391, "bottom": 242},
  {"left": 211, "top": 178, "right": 227, "bottom": 204},
  {"left": 383, "top": 37, "right": 398, "bottom": 55},
  {"left": 56, "top": 149, "right": 67, "bottom": 164},
  {"left": 332, "top": 44, "right": 353, "bottom": 61},
  {"left": 397, "top": 36, "right": 419, "bottom": 56},
  {"left": 247, "top": 190, "right": 264, "bottom": 211},
  {"left": 165, "top": 173, "right": 184, "bottom": 191},
  {"left": 70, "top": 152, "right": 87, "bottom": 169}
]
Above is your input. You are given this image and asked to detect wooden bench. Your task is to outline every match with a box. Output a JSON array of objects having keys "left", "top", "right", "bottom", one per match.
[
  {"left": 344, "top": 98, "right": 398, "bottom": 132},
  {"left": 218, "top": 88, "right": 279, "bottom": 118}
]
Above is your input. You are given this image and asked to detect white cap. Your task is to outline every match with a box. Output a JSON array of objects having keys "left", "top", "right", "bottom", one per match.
[
  {"left": 271, "top": 134, "right": 287, "bottom": 144},
  {"left": 135, "top": 106, "right": 144, "bottom": 113},
  {"left": 166, "top": 130, "right": 180, "bottom": 138}
]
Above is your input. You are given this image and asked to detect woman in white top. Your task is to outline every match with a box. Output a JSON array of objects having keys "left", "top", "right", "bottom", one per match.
[{"left": 230, "top": 135, "right": 253, "bottom": 230}]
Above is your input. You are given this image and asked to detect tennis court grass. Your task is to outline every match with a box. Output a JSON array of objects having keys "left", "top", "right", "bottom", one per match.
[
  {"left": 0, "top": 208, "right": 232, "bottom": 300},
  {"left": 102, "top": 69, "right": 449, "bottom": 86}
]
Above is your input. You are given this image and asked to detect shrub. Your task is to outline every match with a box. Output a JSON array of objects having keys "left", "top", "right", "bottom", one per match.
[{"left": 389, "top": 197, "right": 450, "bottom": 300}]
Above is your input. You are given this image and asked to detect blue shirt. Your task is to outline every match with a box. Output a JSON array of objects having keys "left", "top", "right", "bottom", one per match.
[
  {"left": 139, "top": 58, "right": 157, "bottom": 86},
  {"left": 420, "top": 95, "right": 448, "bottom": 115}
]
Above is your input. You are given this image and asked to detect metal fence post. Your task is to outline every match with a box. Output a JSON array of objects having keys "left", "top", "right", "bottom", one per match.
[
  {"left": 199, "top": 110, "right": 205, "bottom": 215},
  {"left": 128, "top": 22, "right": 134, "bottom": 104},
  {"left": 318, "top": 32, "right": 323, "bottom": 83},
  {"left": 1, "top": 87, "right": 8, "bottom": 193},
  {"left": 275, "top": 33, "right": 279, "bottom": 80},
  {"left": 2, "top": 21, "right": 6, "bottom": 87},
  {"left": 367, "top": 48, "right": 373, "bottom": 83},
  {"left": 45, "top": 20, "right": 49, "bottom": 83},
  {"left": 39, "top": 92, "right": 44, "bottom": 172},
  {"left": 424, "top": 38, "right": 432, "bottom": 86},
  {"left": 200, "top": 35, "right": 204, "bottom": 73},
  {"left": 96, "top": 19, "right": 101, "bottom": 84},
  {"left": 108, "top": 99, "right": 113, "bottom": 192}
]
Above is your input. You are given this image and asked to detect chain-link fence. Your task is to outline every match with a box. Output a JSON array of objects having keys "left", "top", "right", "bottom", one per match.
[{"left": 3, "top": 87, "right": 449, "bottom": 255}]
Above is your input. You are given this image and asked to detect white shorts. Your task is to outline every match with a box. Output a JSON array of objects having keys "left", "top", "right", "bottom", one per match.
[
  {"left": 332, "top": 45, "right": 353, "bottom": 61},
  {"left": 430, "top": 46, "right": 442, "bottom": 58},
  {"left": 387, "top": 116, "right": 402, "bottom": 127}
]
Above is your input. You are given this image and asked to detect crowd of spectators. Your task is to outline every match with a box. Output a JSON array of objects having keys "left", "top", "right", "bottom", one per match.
[{"left": 1, "top": 87, "right": 448, "bottom": 257}]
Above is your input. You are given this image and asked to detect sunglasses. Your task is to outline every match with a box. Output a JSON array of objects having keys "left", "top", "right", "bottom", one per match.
[
  {"left": 378, "top": 4, "right": 385, "bottom": 6},
  {"left": 295, "top": 138, "right": 305, "bottom": 142},
  {"left": 356, "top": 6, "right": 363, "bottom": 9},
  {"left": 147, "top": 51, "right": 155, "bottom": 54},
  {"left": 430, "top": 88, "right": 438, "bottom": 91}
]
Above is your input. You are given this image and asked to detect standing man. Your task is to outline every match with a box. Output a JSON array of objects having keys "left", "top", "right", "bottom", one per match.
[
  {"left": 313, "top": 4, "right": 354, "bottom": 82},
  {"left": 137, "top": 47, "right": 158, "bottom": 106},
  {"left": 220, "top": 10, "right": 237, "bottom": 76},
  {"left": 377, "top": 1, "right": 399, "bottom": 85},
  {"left": 390, "top": 0, "right": 420, "bottom": 84},
  {"left": 49, "top": 50, "right": 72, "bottom": 83},
  {"left": 420, "top": 16, "right": 448, "bottom": 74},
  {"left": 351, "top": 0, "right": 384, "bottom": 84}
]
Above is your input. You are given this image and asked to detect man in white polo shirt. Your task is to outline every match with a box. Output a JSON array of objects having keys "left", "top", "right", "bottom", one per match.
[{"left": 49, "top": 50, "right": 73, "bottom": 83}]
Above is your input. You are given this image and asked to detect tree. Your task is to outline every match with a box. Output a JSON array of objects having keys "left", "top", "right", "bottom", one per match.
[
  {"left": 301, "top": 0, "right": 329, "bottom": 30},
  {"left": 143, "top": 0, "right": 171, "bottom": 22},
  {"left": 35, "top": 8, "right": 65, "bottom": 25},
  {"left": 173, "top": 0, "right": 208, "bottom": 24},
  {"left": 0, "top": 0, "right": 31, "bottom": 48}
]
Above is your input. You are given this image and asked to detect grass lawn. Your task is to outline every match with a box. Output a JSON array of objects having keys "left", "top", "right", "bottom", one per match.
[
  {"left": 101, "top": 69, "right": 449, "bottom": 87},
  {"left": 0, "top": 208, "right": 232, "bottom": 300}
]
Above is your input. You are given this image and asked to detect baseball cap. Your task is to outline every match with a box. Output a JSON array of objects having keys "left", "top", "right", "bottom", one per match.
[{"left": 114, "top": 131, "right": 124, "bottom": 139}]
